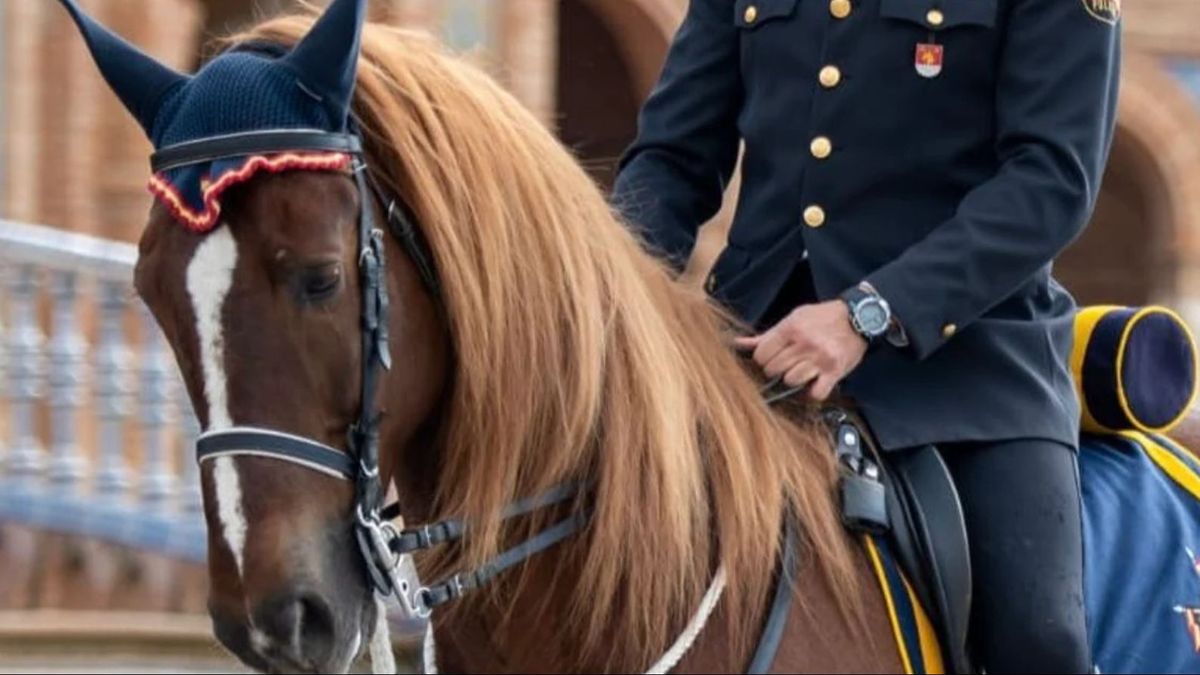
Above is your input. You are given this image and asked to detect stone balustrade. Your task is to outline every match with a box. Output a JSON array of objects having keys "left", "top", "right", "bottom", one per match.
[{"left": 0, "top": 219, "right": 204, "bottom": 564}]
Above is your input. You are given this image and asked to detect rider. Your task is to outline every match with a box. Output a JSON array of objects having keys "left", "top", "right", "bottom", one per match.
[{"left": 613, "top": 0, "right": 1121, "bottom": 672}]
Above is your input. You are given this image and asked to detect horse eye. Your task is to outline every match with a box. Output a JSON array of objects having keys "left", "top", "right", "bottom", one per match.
[{"left": 299, "top": 263, "right": 342, "bottom": 302}]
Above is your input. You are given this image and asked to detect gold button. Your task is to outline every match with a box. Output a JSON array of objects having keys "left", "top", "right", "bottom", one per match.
[
  {"left": 819, "top": 65, "right": 842, "bottom": 88},
  {"left": 803, "top": 205, "right": 827, "bottom": 228},
  {"left": 810, "top": 136, "right": 833, "bottom": 160},
  {"left": 744, "top": 5, "right": 758, "bottom": 23},
  {"left": 830, "top": 0, "right": 852, "bottom": 19},
  {"left": 941, "top": 323, "right": 957, "bottom": 339},
  {"left": 926, "top": 8, "right": 945, "bottom": 26}
]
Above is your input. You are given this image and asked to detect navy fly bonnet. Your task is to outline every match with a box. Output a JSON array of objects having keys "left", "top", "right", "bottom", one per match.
[{"left": 60, "top": 0, "right": 366, "bottom": 231}]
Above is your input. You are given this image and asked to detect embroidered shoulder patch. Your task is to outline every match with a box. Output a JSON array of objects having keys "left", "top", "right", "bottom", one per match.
[{"left": 1082, "top": 0, "right": 1120, "bottom": 25}]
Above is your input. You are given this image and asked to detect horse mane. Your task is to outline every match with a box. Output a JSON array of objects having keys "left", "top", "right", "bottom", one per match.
[{"left": 233, "top": 17, "right": 860, "bottom": 671}]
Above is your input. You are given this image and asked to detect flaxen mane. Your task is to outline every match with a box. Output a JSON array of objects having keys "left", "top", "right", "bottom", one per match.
[{"left": 234, "top": 17, "right": 860, "bottom": 671}]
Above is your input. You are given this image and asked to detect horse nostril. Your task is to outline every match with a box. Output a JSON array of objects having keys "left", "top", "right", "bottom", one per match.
[
  {"left": 255, "top": 591, "right": 340, "bottom": 671},
  {"left": 295, "top": 592, "right": 337, "bottom": 660}
]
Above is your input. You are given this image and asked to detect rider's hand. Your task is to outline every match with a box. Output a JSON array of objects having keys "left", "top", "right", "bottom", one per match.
[{"left": 734, "top": 300, "right": 868, "bottom": 401}]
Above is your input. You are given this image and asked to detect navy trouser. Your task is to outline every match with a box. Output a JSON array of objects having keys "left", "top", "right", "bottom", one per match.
[{"left": 939, "top": 439, "right": 1091, "bottom": 674}]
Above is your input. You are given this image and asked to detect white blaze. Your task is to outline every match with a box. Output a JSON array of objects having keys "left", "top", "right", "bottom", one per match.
[{"left": 186, "top": 226, "right": 247, "bottom": 576}]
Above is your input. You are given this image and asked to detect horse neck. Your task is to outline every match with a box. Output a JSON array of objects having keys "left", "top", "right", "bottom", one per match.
[{"left": 431, "top": 567, "right": 600, "bottom": 673}]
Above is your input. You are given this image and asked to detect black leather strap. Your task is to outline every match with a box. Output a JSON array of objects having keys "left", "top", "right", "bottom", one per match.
[
  {"left": 150, "top": 130, "right": 362, "bottom": 173},
  {"left": 747, "top": 516, "right": 799, "bottom": 674},
  {"left": 760, "top": 374, "right": 810, "bottom": 406},
  {"left": 389, "top": 481, "right": 584, "bottom": 555},
  {"left": 349, "top": 162, "right": 391, "bottom": 523},
  {"left": 417, "top": 510, "right": 591, "bottom": 612},
  {"left": 196, "top": 427, "right": 357, "bottom": 480},
  {"left": 391, "top": 519, "right": 466, "bottom": 554},
  {"left": 364, "top": 171, "right": 441, "bottom": 297}
]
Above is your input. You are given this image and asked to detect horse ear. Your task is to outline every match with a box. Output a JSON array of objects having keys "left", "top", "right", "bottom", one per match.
[
  {"left": 283, "top": 0, "right": 367, "bottom": 125},
  {"left": 57, "top": 0, "right": 189, "bottom": 138}
]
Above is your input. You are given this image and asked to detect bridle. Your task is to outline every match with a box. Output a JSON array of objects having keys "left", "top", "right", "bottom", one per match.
[{"left": 167, "top": 126, "right": 590, "bottom": 623}]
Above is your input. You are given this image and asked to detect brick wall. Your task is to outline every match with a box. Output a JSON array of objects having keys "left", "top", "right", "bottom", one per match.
[
  {"left": 2, "top": 0, "right": 199, "bottom": 241},
  {"left": 1125, "top": 0, "right": 1200, "bottom": 57},
  {"left": 0, "top": 0, "right": 558, "bottom": 236}
]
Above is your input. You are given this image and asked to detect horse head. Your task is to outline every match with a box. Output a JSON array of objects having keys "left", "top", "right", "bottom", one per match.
[
  {"left": 63, "top": 0, "right": 447, "bottom": 670},
  {"left": 136, "top": 168, "right": 448, "bottom": 671}
]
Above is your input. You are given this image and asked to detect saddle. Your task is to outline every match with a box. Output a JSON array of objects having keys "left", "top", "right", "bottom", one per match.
[
  {"left": 825, "top": 408, "right": 974, "bottom": 674},
  {"left": 880, "top": 443, "right": 973, "bottom": 674}
]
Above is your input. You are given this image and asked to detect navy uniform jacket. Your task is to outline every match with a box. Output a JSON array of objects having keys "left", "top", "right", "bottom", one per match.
[{"left": 613, "top": 0, "right": 1122, "bottom": 450}]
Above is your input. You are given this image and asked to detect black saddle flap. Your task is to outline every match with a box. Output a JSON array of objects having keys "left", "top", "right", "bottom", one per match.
[{"left": 883, "top": 444, "right": 973, "bottom": 675}]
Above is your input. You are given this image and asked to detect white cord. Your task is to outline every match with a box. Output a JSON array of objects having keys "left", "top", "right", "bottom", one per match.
[
  {"left": 369, "top": 595, "right": 397, "bottom": 674},
  {"left": 422, "top": 621, "right": 439, "bottom": 674},
  {"left": 420, "top": 566, "right": 726, "bottom": 675},
  {"left": 645, "top": 565, "right": 727, "bottom": 674}
]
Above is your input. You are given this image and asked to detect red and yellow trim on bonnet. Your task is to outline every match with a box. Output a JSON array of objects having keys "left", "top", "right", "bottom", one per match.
[{"left": 147, "top": 152, "right": 353, "bottom": 233}]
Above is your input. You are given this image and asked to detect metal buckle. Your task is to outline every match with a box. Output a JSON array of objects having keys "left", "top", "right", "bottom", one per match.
[
  {"left": 355, "top": 505, "right": 431, "bottom": 620},
  {"left": 359, "top": 458, "right": 380, "bottom": 480},
  {"left": 359, "top": 244, "right": 377, "bottom": 267},
  {"left": 419, "top": 523, "right": 437, "bottom": 548},
  {"left": 395, "top": 555, "right": 432, "bottom": 620},
  {"left": 414, "top": 587, "right": 434, "bottom": 616}
]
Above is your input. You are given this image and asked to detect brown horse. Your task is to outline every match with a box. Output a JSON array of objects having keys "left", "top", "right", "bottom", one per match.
[{"left": 133, "top": 14, "right": 907, "bottom": 675}]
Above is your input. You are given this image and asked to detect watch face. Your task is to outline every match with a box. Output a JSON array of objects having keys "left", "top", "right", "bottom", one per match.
[{"left": 856, "top": 300, "right": 890, "bottom": 335}]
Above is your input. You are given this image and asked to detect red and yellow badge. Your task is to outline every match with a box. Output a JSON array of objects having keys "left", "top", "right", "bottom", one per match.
[
  {"left": 915, "top": 43, "right": 944, "bottom": 79},
  {"left": 1082, "top": 0, "right": 1120, "bottom": 25}
]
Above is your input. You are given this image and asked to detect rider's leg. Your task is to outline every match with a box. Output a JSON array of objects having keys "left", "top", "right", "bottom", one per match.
[{"left": 939, "top": 439, "right": 1091, "bottom": 674}]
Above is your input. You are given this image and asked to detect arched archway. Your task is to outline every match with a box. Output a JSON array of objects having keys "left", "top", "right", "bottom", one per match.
[
  {"left": 1056, "top": 53, "right": 1200, "bottom": 322},
  {"left": 573, "top": 0, "right": 683, "bottom": 101},
  {"left": 1055, "top": 127, "right": 1174, "bottom": 306},
  {"left": 554, "top": 0, "right": 680, "bottom": 189}
]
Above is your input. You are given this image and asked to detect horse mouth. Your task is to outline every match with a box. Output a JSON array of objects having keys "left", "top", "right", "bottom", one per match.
[{"left": 237, "top": 624, "right": 364, "bottom": 675}]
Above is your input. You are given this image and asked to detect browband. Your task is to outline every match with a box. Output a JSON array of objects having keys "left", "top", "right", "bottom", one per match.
[{"left": 150, "top": 129, "right": 362, "bottom": 173}]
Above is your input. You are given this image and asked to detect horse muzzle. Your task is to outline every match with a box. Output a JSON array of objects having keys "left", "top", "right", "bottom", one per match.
[{"left": 213, "top": 588, "right": 370, "bottom": 674}]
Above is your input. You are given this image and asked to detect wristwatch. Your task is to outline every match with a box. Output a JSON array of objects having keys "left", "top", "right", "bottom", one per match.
[{"left": 840, "top": 284, "right": 892, "bottom": 343}]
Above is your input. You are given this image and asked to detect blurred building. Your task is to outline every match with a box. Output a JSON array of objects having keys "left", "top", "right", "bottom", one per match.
[{"left": 4, "top": 0, "right": 1200, "bottom": 321}]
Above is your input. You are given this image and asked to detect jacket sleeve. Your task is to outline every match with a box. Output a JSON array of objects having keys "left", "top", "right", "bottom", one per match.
[
  {"left": 865, "top": 0, "right": 1121, "bottom": 359},
  {"left": 612, "top": 0, "right": 743, "bottom": 270}
]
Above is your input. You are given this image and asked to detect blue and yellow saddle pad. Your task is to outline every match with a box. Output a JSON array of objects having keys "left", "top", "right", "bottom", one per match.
[
  {"left": 1082, "top": 431, "right": 1200, "bottom": 674},
  {"left": 866, "top": 535, "right": 945, "bottom": 674}
]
